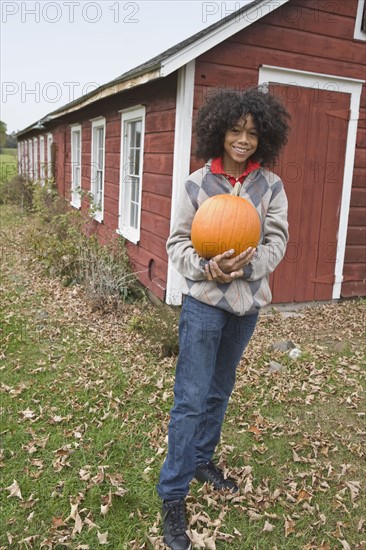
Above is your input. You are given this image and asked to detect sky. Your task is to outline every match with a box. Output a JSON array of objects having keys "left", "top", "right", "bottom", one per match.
[{"left": 1, "top": 0, "right": 251, "bottom": 134}]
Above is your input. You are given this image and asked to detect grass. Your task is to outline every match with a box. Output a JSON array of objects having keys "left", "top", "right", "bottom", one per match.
[
  {"left": 0, "top": 204, "right": 365, "bottom": 549},
  {"left": 0, "top": 148, "right": 17, "bottom": 185}
]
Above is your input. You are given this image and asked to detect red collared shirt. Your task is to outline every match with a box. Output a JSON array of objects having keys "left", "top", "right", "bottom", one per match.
[{"left": 210, "top": 156, "right": 260, "bottom": 186}]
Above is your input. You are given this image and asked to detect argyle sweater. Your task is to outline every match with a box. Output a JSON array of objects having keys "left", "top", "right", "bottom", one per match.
[{"left": 167, "top": 161, "right": 289, "bottom": 316}]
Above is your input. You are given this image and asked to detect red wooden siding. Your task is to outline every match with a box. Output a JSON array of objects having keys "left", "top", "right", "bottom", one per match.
[
  {"left": 47, "top": 74, "right": 177, "bottom": 299},
  {"left": 193, "top": 0, "right": 366, "bottom": 301}
]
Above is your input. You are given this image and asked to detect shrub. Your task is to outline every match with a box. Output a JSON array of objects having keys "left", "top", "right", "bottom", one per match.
[
  {"left": 77, "top": 236, "right": 146, "bottom": 311},
  {"left": 0, "top": 175, "right": 35, "bottom": 210},
  {"left": 128, "top": 303, "right": 180, "bottom": 357},
  {"left": 25, "top": 182, "right": 145, "bottom": 311}
]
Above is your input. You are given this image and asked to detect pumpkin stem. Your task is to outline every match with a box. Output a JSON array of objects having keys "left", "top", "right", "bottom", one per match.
[{"left": 231, "top": 181, "right": 242, "bottom": 196}]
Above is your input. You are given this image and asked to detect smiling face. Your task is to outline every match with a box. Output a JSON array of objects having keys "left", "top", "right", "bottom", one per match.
[{"left": 222, "top": 114, "right": 259, "bottom": 178}]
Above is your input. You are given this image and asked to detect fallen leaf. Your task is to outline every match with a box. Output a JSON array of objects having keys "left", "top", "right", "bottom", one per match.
[
  {"left": 6, "top": 479, "right": 23, "bottom": 500},
  {"left": 101, "top": 489, "right": 112, "bottom": 516},
  {"left": 65, "top": 500, "right": 83, "bottom": 535},
  {"left": 52, "top": 516, "right": 64, "bottom": 528},
  {"left": 338, "top": 540, "right": 351, "bottom": 550},
  {"left": 20, "top": 409, "right": 36, "bottom": 420},
  {"left": 297, "top": 489, "right": 313, "bottom": 502},
  {"left": 97, "top": 531, "right": 109, "bottom": 545},
  {"left": 345, "top": 481, "right": 361, "bottom": 501},
  {"left": 248, "top": 425, "right": 262, "bottom": 436},
  {"left": 284, "top": 515, "right": 295, "bottom": 537},
  {"left": 18, "top": 535, "right": 39, "bottom": 547}
]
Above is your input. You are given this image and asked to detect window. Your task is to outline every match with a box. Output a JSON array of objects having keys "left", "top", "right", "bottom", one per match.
[
  {"left": 47, "top": 133, "right": 53, "bottom": 179},
  {"left": 33, "top": 137, "right": 38, "bottom": 180},
  {"left": 354, "top": 0, "right": 366, "bottom": 40},
  {"left": 28, "top": 139, "right": 33, "bottom": 180},
  {"left": 71, "top": 125, "right": 82, "bottom": 208},
  {"left": 39, "top": 136, "right": 45, "bottom": 185},
  {"left": 91, "top": 118, "right": 106, "bottom": 222},
  {"left": 118, "top": 106, "right": 146, "bottom": 243}
]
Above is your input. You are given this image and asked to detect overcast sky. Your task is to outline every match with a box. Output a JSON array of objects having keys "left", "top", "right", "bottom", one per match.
[{"left": 1, "top": 0, "right": 251, "bottom": 133}]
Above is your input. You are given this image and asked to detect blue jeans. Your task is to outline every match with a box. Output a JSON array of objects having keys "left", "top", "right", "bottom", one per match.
[{"left": 156, "top": 295, "right": 258, "bottom": 500}]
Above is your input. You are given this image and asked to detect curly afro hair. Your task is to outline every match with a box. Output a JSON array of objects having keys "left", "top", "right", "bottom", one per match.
[{"left": 195, "top": 87, "right": 290, "bottom": 166}]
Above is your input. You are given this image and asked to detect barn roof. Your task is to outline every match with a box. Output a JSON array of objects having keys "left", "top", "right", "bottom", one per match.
[{"left": 18, "top": 0, "right": 289, "bottom": 136}]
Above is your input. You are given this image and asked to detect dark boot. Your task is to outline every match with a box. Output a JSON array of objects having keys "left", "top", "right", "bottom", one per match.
[
  {"left": 162, "top": 498, "right": 191, "bottom": 550},
  {"left": 194, "top": 461, "right": 239, "bottom": 493}
]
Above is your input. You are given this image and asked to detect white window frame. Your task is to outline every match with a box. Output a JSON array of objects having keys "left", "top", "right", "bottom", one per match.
[
  {"left": 47, "top": 133, "right": 53, "bottom": 180},
  {"left": 33, "top": 137, "right": 38, "bottom": 181},
  {"left": 70, "top": 124, "right": 82, "bottom": 208},
  {"left": 354, "top": 0, "right": 366, "bottom": 40},
  {"left": 28, "top": 139, "right": 33, "bottom": 180},
  {"left": 18, "top": 142, "right": 23, "bottom": 175},
  {"left": 117, "top": 105, "right": 146, "bottom": 244},
  {"left": 39, "top": 136, "right": 45, "bottom": 185},
  {"left": 90, "top": 117, "right": 106, "bottom": 222},
  {"left": 23, "top": 141, "right": 28, "bottom": 176}
]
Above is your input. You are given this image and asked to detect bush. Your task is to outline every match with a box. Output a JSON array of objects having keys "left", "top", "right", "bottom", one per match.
[
  {"left": 25, "top": 182, "right": 145, "bottom": 311},
  {"left": 78, "top": 236, "right": 146, "bottom": 311},
  {"left": 128, "top": 303, "right": 180, "bottom": 357},
  {"left": 0, "top": 175, "right": 35, "bottom": 210}
]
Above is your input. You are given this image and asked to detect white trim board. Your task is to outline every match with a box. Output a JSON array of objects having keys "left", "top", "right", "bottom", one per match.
[
  {"left": 354, "top": 0, "right": 366, "bottom": 40},
  {"left": 165, "top": 60, "right": 196, "bottom": 306},
  {"left": 160, "top": 0, "right": 288, "bottom": 77},
  {"left": 258, "top": 65, "right": 364, "bottom": 300}
]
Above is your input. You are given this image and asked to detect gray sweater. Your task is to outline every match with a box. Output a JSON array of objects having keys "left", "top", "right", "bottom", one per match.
[{"left": 167, "top": 161, "right": 289, "bottom": 316}]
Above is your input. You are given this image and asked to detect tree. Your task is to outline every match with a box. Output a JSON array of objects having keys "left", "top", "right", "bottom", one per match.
[
  {"left": 0, "top": 121, "right": 7, "bottom": 150},
  {"left": 6, "top": 131, "right": 17, "bottom": 149}
]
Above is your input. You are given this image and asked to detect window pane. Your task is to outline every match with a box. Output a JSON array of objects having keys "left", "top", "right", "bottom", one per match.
[
  {"left": 97, "top": 127, "right": 104, "bottom": 169},
  {"left": 130, "top": 122, "right": 136, "bottom": 149},
  {"left": 131, "top": 177, "right": 138, "bottom": 202},
  {"left": 97, "top": 170, "right": 103, "bottom": 204},
  {"left": 135, "top": 149, "right": 140, "bottom": 174},
  {"left": 98, "top": 148, "right": 103, "bottom": 170},
  {"left": 130, "top": 201, "right": 138, "bottom": 229},
  {"left": 128, "top": 150, "right": 135, "bottom": 173},
  {"left": 75, "top": 132, "right": 81, "bottom": 163},
  {"left": 135, "top": 121, "right": 141, "bottom": 148}
]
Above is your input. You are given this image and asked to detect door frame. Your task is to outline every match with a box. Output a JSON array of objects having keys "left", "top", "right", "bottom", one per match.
[
  {"left": 165, "top": 60, "right": 196, "bottom": 306},
  {"left": 258, "top": 65, "right": 363, "bottom": 299}
]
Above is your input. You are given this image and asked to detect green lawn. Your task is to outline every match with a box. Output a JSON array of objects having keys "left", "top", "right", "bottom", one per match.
[
  {"left": 1, "top": 204, "right": 365, "bottom": 549},
  {"left": 0, "top": 147, "right": 18, "bottom": 185}
]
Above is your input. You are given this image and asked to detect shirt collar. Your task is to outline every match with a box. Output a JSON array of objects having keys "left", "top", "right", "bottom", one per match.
[{"left": 210, "top": 156, "right": 261, "bottom": 185}]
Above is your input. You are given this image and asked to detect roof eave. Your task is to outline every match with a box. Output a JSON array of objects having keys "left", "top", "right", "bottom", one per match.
[
  {"left": 16, "top": 66, "right": 161, "bottom": 137},
  {"left": 47, "top": 67, "right": 161, "bottom": 120}
]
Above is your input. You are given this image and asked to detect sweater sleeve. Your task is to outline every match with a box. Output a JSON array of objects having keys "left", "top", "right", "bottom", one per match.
[
  {"left": 246, "top": 181, "right": 289, "bottom": 281},
  {"left": 166, "top": 181, "right": 207, "bottom": 281}
]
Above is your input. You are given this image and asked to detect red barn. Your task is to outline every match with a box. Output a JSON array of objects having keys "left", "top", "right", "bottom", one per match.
[{"left": 17, "top": 0, "right": 366, "bottom": 305}]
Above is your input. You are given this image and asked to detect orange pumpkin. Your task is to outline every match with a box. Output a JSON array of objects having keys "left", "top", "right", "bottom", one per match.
[{"left": 191, "top": 194, "right": 261, "bottom": 259}]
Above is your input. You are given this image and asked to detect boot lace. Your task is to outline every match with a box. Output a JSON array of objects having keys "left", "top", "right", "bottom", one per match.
[
  {"left": 167, "top": 500, "right": 187, "bottom": 535},
  {"left": 206, "top": 461, "right": 225, "bottom": 484}
]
